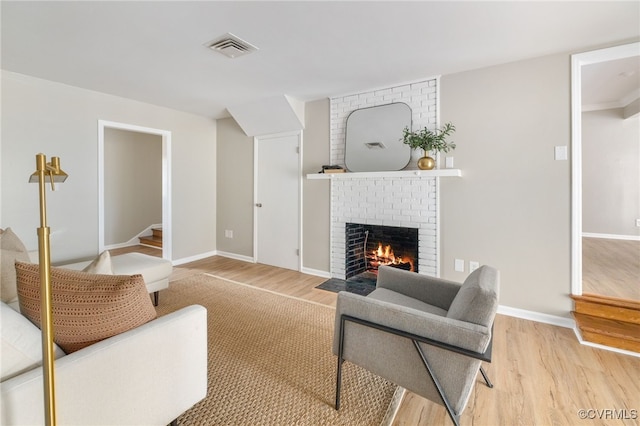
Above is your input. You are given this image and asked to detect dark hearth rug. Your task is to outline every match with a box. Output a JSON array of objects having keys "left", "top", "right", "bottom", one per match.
[{"left": 315, "top": 273, "right": 377, "bottom": 296}]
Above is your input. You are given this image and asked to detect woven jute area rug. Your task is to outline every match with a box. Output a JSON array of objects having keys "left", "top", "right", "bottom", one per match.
[{"left": 155, "top": 273, "right": 402, "bottom": 425}]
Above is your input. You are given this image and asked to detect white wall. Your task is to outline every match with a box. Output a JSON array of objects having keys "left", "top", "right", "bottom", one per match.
[
  {"left": 302, "top": 99, "right": 331, "bottom": 273},
  {"left": 440, "top": 53, "right": 572, "bottom": 317},
  {"left": 1, "top": 71, "right": 216, "bottom": 263},
  {"left": 582, "top": 108, "right": 640, "bottom": 237},
  {"left": 215, "top": 117, "right": 254, "bottom": 257}
]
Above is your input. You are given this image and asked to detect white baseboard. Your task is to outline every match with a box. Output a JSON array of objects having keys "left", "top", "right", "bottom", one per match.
[
  {"left": 583, "top": 232, "right": 640, "bottom": 241},
  {"left": 497, "top": 305, "right": 575, "bottom": 329},
  {"left": 301, "top": 267, "right": 331, "bottom": 278},
  {"left": 172, "top": 250, "right": 218, "bottom": 266},
  {"left": 215, "top": 251, "right": 255, "bottom": 263}
]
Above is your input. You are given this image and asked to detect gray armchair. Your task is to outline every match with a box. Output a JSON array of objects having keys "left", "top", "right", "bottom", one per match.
[{"left": 333, "top": 265, "right": 499, "bottom": 426}]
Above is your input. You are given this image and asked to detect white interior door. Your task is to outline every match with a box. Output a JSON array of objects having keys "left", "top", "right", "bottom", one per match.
[{"left": 255, "top": 133, "right": 300, "bottom": 270}]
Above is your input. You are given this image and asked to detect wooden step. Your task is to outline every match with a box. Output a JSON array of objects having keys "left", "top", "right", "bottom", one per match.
[
  {"left": 138, "top": 227, "right": 162, "bottom": 248},
  {"left": 572, "top": 312, "right": 640, "bottom": 352},
  {"left": 152, "top": 228, "right": 162, "bottom": 239},
  {"left": 571, "top": 294, "right": 640, "bottom": 325}
]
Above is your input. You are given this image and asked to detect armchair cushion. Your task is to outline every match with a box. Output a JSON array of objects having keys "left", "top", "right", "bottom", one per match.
[
  {"left": 367, "top": 288, "right": 448, "bottom": 317},
  {"left": 446, "top": 266, "right": 499, "bottom": 327},
  {"left": 334, "top": 291, "right": 492, "bottom": 355},
  {"left": 376, "top": 266, "right": 461, "bottom": 311},
  {"left": 15, "top": 262, "right": 156, "bottom": 353}
]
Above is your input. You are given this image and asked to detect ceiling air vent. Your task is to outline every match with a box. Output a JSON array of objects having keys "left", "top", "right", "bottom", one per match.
[{"left": 205, "top": 33, "right": 258, "bottom": 59}]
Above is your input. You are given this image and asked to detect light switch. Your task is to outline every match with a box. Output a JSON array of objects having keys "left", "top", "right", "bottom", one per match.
[
  {"left": 555, "top": 146, "right": 567, "bottom": 161},
  {"left": 445, "top": 157, "right": 454, "bottom": 168},
  {"left": 454, "top": 259, "right": 465, "bottom": 272}
]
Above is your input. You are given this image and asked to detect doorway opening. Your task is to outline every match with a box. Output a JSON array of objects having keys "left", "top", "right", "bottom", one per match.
[{"left": 98, "top": 120, "right": 172, "bottom": 261}]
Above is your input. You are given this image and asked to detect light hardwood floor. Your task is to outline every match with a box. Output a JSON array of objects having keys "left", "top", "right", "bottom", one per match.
[
  {"left": 583, "top": 237, "right": 640, "bottom": 301},
  {"left": 116, "top": 246, "right": 640, "bottom": 425}
]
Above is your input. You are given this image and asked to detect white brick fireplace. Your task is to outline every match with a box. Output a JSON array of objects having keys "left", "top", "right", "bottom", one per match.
[
  {"left": 330, "top": 176, "right": 438, "bottom": 279},
  {"left": 326, "top": 77, "right": 444, "bottom": 279}
]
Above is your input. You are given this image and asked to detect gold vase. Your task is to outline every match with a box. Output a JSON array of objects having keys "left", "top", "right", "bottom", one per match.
[{"left": 417, "top": 155, "right": 436, "bottom": 170}]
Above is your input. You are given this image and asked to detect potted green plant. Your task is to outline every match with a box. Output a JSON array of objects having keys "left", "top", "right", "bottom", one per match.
[{"left": 401, "top": 122, "right": 456, "bottom": 170}]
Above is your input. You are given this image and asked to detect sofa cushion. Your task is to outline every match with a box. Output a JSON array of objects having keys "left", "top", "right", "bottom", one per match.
[
  {"left": 0, "top": 228, "right": 30, "bottom": 303},
  {"left": 446, "top": 266, "right": 499, "bottom": 327},
  {"left": 15, "top": 262, "right": 157, "bottom": 353},
  {"left": 1, "top": 301, "right": 66, "bottom": 382},
  {"left": 81, "top": 250, "right": 113, "bottom": 275}
]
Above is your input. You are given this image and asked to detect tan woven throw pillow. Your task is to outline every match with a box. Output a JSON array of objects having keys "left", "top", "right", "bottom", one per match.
[{"left": 15, "top": 261, "right": 156, "bottom": 353}]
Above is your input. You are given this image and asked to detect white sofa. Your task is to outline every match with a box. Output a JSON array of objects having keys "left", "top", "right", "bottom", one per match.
[{"left": 0, "top": 302, "right": 208, "bottom": 425}]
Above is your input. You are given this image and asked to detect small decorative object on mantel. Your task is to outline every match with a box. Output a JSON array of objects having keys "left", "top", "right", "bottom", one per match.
[
  {"left": 401, "top": 122, "right": 456, "bottom": 170},
  {"left": 319, "top": 165, "right": 346, "bottom": 174}
]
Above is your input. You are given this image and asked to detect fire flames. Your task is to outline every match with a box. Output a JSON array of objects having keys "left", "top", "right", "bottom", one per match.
[{"left": 368, "top": 242, "right": 414, "bottom": 272}]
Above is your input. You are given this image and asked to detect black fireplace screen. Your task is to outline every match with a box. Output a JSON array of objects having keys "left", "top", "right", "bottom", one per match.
[{"left": 345, "top": 223, "right": 418, "bottom": 279}]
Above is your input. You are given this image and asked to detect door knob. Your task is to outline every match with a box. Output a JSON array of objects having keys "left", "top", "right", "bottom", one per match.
[{"left": 255, "top": 203, "right": 262, "bottom": 207}]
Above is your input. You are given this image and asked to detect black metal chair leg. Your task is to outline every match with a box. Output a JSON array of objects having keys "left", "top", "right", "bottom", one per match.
[
  {"left": 335, "top": 358, "right": 344, "bottom": 410},
  {"left": 153, "top": 291, "right": 159, "bottom": 306},
  {"left": 479, "top": 366, "right": 493, "bottom": 388},
  {"left": 335, "top": 316, "right": 347, "bottom": 410}
]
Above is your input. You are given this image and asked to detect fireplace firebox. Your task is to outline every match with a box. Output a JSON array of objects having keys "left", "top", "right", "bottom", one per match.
[{"left": 345, "top": 223, "right": 418, "bottom": 279}]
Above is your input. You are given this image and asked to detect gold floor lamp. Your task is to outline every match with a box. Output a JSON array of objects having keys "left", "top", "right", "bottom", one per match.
[{"left": 29, "top": 153, "right": 68, "bottom": 426}]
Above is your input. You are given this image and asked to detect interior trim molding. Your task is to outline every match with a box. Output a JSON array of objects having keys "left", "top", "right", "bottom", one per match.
[
  {"left": 582, "top": 232, "right": 640, "bottom": 241},
  {"left": 497, "top": 305, "right": 575, "bottom": 329},
  {"left": 300, "top": 267, "right": 331, "bottom": 279},
  {"left": 173, "top": 250, "right": 221, "bottom": 266},
  {"left": 213, "top": 250, "right": 255, "bottom": 264}
]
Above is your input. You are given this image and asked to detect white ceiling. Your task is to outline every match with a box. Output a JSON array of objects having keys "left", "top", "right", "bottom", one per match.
[
  {"left": 2, "top": 1, "right": 639, "bottom": 119},
  {"left": 582, "top": 56, "right": 640, "bottom": 110}
]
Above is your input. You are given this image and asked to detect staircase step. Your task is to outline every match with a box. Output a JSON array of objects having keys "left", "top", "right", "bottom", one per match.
[
  {"left": 152, "top": 228, "right": 163, "bottom": 239},
  {"left": 573, "top": 312, "right": 640, "bottom": 353},
  {"left": 139, "top": 235, "right": 162, "bottom": 248},
  {"left": 571, "top": 294, "right": 640, "bottom": 325}
]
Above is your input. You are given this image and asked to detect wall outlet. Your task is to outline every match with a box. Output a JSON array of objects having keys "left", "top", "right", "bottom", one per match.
[
  {"left": 469, "top": 261, "right": 480, "bottom": 273},
  {"left": 636, "top": 218, "right": 640, "bottom": 227},
  {"left": 224, "top": 229, "right": 233, "bottom": 238},
  {"left": 454, "top": 259, "right": 465, "bottom": 272}
]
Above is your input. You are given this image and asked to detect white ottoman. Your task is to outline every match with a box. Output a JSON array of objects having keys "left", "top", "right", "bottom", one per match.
[{"left": 62, "top": 253, "right": 173, "bottom": 306}]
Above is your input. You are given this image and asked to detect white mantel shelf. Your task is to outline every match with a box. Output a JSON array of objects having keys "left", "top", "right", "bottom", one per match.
[{"left": 306, "top": 169, "right": 462, "bottom": 179}]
